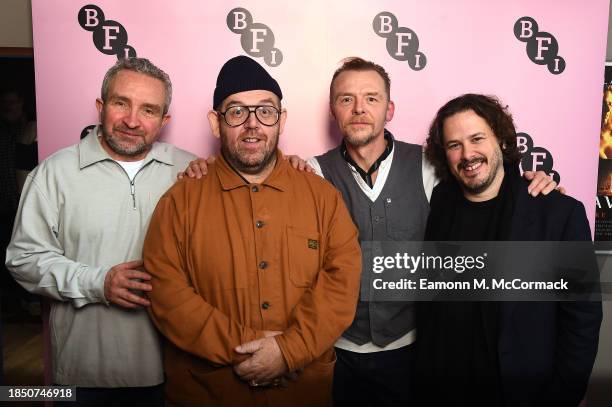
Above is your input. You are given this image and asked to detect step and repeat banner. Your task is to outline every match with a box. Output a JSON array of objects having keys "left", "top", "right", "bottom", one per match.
[{"left": 31, "top": 0, "right": 609, "bottom": 230}]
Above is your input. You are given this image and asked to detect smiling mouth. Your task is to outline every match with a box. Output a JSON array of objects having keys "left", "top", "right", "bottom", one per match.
[
  {"left": 116, "top": 129, "right": 143, "bottom": 138},
  {"left": 242, "top": 137, "right": 263, "bottom": 143},
  {"left": 459, "top": 158, "right": 486, "bottom": 175},
  {"left": 465, "top": 162, "right": 482, "bottom": 171}
]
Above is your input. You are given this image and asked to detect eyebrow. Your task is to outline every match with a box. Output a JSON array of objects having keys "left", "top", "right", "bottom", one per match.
[
  {"left": 108, "top": 95, "right": 162, "bottom": 111},
  {"left": 335, "top": 91, "right": 381, "bottom": 98},
  {"left": 108, "top": 95, "right": 129, "bottom": 102},
  {"left": 444, "top": 132, "right": 485, "bottom": 145},
  {"left": 224, "top": 98, "right": 278, "bottom": 108},
  {"left": 141, "top": 103, "right": 162, "bottom": 112},
  {"left": 469, "top": 132, "right": 485, "bottom": 138}
]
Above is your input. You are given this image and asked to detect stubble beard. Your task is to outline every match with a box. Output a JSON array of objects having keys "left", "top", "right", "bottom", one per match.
[
  {"left": 457, "top": 149, "right": 503, "bottom": 195},
  {"left": 343, "top": 124, "right": 380, "bottom": 148},
  {"left": 100, "top": 110, "right": 150, "bottom": 158},
  {"left": 220, "top": 129, "right": 279, "bottom": 175}
]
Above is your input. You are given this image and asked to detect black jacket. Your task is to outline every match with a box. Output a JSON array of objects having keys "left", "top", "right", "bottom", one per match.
[{"left": 417, "top": 173, "right": 602, "bottom": 407}]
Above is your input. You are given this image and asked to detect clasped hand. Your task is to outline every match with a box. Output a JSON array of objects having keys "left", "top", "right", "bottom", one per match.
[{"left": 233, "top": 331, "right": 298, "bottom": 387}]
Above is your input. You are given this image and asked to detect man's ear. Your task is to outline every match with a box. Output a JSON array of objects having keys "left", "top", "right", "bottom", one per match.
[
  {"left": 95, "top": 98, "right": 104, "bottom": 121},
  {"left": 385, "top": 100, "right": 395, "bottom": 123},
  {"left": 161, "top": 114, "right": 171, "bottom": 128},
  {"left": 207, "top": 110, "right": 221, "bottom": 139},
  {"left": 278, "top": 109, "right": 287, "bottom": 135}
]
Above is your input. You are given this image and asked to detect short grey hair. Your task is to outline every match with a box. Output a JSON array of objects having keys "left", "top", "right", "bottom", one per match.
[{"left": 101, "top": 57, "right": 172, "bottom": 115}]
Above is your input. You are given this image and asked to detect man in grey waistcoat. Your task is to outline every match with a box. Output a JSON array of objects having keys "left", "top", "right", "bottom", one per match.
[{"left": 307, "top": 57, "right": 556, "bottom": 406}]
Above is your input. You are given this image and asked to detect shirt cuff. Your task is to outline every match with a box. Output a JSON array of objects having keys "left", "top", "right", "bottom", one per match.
[
  {"left": 274, "top": 329, "right": 311, "bottom": 372},
  {"left": 74, "top": 265, "right": 111, "bottom": 307}
]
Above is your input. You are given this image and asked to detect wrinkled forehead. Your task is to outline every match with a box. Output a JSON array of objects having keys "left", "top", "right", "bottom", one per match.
[
  {"left": 331, "top": 69, "right": 387, "bottom": 95},
  {"left": 442, "top": 109, "right": 498, "bottom": 140},
  {"left": 220, "top": 89, "right": 281, "bottom": 110},
  {"left": 107, "top": 70, "right": 167, "bottom": 104}
]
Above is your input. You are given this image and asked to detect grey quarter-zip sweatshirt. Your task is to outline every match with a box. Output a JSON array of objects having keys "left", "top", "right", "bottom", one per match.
[{"left": 6, "top": 126, "right": 195, "bottom": 387}]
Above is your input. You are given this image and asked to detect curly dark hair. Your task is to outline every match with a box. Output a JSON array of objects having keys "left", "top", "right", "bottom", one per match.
[{"left": 424, "top": 93, "right": 522, "bottom": 181}]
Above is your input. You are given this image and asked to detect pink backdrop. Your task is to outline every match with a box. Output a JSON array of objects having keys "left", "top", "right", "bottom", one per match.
[{"left": 31, "top": 0, "right": 610, "bottom": 230}]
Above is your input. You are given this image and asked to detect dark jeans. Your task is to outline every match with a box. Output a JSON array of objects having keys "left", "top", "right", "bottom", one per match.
[
  {"left": 333, "top": 344, "right": 415, "bottom": 407},
  {"left": 54, "top": 383, "right": 164, "bottom": 407}
]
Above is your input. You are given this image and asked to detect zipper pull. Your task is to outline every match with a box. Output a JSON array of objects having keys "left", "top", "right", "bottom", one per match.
[{"left": 130, "top": 180, "right": 136, "bottom": 209}]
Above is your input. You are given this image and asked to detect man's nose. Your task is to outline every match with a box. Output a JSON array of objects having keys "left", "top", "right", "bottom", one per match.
[
  {"left": 352, "top": 98, "right": 365, "bottom": 115},
  {"left": 244, "top": 109, "right": 260, "bottom": 128},
  {"left": 462, "top": 143, "right": 479, "bottom": 160},
  {"left": 122, "top": 109, "right": 140, "bottom": 128}
]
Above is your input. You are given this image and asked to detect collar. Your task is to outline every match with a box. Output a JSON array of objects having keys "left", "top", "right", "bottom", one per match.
[
  {"left": 78, "top": 125, "right": 174, "bottom": 169},
  {"left": 340, "top": 129, "right": 394, "bottom": 188},
  {"left": 215, "top": 149, "right": 290, "bottom": 192}
]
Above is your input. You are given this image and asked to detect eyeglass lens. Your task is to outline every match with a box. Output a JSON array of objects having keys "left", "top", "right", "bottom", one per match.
[{"left": 224, "top": 106, "right": 279, "bottom": 126}]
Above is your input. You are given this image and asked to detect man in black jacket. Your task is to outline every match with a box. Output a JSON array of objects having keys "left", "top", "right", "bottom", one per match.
[{"left": 418, "top": 93, "right": 602, "bottom": 406}]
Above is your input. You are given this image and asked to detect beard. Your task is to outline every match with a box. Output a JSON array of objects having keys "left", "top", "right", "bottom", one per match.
[
  {"left": 100, "top": 111, "right": 150, "bottom": 158},
  {"left": 344, "top": 130, "right": 377, "bottom": 148},
  {"left": 220, "top": 128, "right": 279, "bottom": 175},
  {"left": 103, "top": 130, "right": 149, "bottom": 157},
  {"left": 456, "top": 148, "right": 503, "bottom": 195}
]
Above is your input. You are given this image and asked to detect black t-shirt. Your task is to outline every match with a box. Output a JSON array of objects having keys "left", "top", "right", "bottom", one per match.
[
  {"left": 452, "top": 196, "right": 498, "bottom": 240},
  {"left": 438, "top": 195, "right": 503, "bottom": 406}
]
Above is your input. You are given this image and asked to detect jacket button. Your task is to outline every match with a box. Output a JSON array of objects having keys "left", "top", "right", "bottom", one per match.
[
  {"left": 259, "top": 261, "right": 268, "bottom": 269},
  {"left": 252, "top": 185, "right": 259, "bottom": 192},
  {"left": 256, "top": 220, "right": 265, "bottom": 228},
  {"left": 261, "top": 301, "right": 270, "bottom": 310}
]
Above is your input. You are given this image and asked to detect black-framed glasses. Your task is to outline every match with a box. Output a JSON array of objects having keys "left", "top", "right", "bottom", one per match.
[{"left": 217, "top": 105, "right": 281, "bottom": 127}]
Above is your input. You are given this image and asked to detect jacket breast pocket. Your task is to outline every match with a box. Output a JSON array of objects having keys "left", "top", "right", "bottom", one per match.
[
  {"left": 384, "top": 197, "right": 423, "bottom": 241},
  {"left": 287, "top": 226, "right": 321, "bottom": 287}
]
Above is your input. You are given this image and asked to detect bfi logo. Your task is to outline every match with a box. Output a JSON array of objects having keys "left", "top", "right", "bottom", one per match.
[
  {"left": 78, "top": 4, "right": 136, "bottom": 59},
  {"left": 517, "top": 132, "right": 560, "bottom": 183},
  {"left": 372, "top": 11, "right": 426, "bottom": 71},
  {"left": 226, "top": 8, "right": 283, "bottom": 67},
  {"left": 514, "top": 17, "right": 565, "bottom": 75}
]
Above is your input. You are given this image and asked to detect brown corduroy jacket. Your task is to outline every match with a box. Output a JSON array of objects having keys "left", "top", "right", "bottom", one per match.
[{"left": 143, "top": 152, "right": 362, "bottom": 406}]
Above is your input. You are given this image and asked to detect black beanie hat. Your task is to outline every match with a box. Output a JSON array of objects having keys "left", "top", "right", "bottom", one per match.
[{"left": 213, "top": 55, "right": 283, "bottom": 109}]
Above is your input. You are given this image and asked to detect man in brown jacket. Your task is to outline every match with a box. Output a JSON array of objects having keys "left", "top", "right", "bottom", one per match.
[{"left": 143, "top": 55, "right": 362, "bottom": 406}]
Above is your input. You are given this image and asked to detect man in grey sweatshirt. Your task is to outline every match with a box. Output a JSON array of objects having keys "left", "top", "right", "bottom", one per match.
[{"left": 6, "top": 57, "right": 194, "bottom": 405}]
